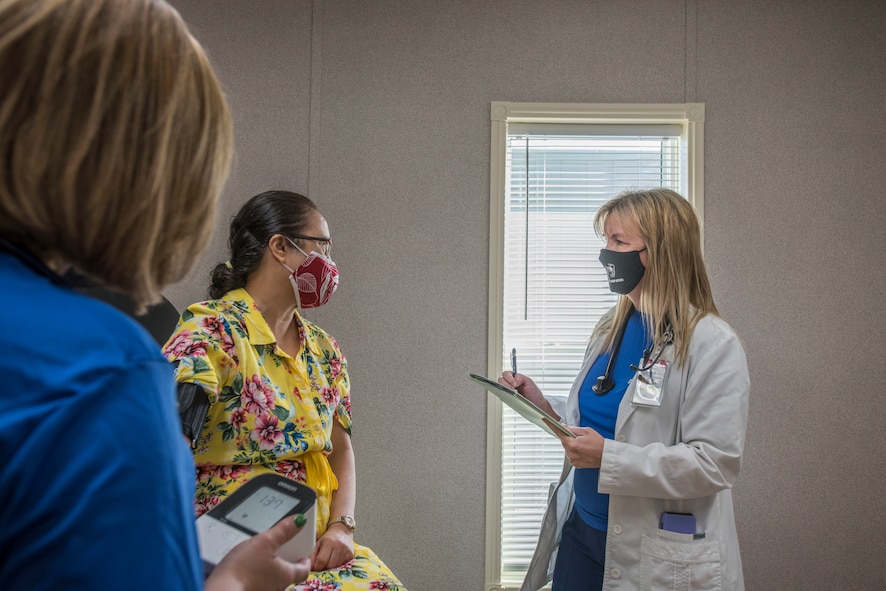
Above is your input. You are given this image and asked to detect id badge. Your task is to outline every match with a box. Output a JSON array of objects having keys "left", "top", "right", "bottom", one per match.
[{"left": 632, "top": 359, "right": 671, "bottom": 407}]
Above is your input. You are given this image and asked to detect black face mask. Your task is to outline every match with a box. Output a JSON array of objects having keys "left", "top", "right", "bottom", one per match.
[{"left": 599, "top": 248, "right": 646, "bottom": 295}]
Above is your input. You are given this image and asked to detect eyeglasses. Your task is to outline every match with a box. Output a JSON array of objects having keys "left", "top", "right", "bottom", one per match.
[{"left": 289, "top": 233, "right": 332, "bottom": 256}]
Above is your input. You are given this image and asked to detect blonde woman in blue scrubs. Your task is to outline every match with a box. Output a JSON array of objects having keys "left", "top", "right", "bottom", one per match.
[{"left": 501, "top": 188, "right": 750, "bottom": 591}]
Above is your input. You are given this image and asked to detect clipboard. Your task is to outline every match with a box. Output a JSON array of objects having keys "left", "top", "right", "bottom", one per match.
[{"left": 468, "top": 373, "right": 576, "bottom": 439}]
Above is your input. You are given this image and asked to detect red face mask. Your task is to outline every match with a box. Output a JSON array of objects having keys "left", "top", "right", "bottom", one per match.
[{"left": 282, "top": 242, "right": 339, "bottom": 308}]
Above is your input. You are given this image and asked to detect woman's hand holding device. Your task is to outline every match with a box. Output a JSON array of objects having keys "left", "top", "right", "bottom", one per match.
[
  {"left": 205, "top": 516, "right": 311, "bottom": 591},
  {"left": 197, "top": 473, "right": 317, "bottom": 582}
]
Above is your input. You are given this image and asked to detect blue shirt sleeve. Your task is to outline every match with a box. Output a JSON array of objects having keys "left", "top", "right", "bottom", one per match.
[{"left": 0, "top": 358, "right": 202, "bottom": 591}]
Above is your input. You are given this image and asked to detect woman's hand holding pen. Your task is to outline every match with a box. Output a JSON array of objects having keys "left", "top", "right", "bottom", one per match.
[
  {"left": 498, "top": 371, "right": 560, "bottom": 421},
  {"left": 499, "top": 368, "right": 603, "bottom": 468}
]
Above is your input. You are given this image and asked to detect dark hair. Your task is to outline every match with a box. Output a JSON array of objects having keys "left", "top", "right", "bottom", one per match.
[{"left": 208, "top": 190, "right": 318, "bottom": 299}]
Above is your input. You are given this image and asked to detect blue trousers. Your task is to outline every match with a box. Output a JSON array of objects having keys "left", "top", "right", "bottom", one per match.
[{"left": 552, "top": 508, "right": 607, "bottom": 591}]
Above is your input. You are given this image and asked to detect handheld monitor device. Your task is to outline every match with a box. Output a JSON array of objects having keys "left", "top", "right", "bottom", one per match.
[{"left": 196, "top": 473, "right": 317, "bottom": 576}]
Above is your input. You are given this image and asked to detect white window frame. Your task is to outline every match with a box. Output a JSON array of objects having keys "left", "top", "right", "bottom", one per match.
[{"left": 484, "top": 101, "right": 705, "bottom": 591}]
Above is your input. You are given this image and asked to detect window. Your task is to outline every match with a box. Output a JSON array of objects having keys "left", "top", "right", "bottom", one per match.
[{"left": 485, "top": 102, "right": 704, "bottom": 590}]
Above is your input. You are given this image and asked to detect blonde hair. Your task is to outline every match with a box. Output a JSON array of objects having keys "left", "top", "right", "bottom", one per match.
[
  {"left": 0, "top": 0, "right": 233, "bottom": 310},
  {"left": 594, "top": 188, "right": 718, "bottom": 365}
]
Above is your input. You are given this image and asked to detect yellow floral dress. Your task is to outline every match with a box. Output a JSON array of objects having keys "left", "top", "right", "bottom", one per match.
[{"left": 164, "top": 288, "right": 404, "bottom": 590}]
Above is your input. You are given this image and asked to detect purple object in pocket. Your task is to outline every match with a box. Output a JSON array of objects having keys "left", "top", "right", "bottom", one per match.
[{"left": 660, "top": 512, "right": 696, "bottom": 534}]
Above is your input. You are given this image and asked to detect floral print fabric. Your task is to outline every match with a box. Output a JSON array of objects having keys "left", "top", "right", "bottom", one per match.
[{"left": 164, "top": 288, "right": 404, "bottom": 590}]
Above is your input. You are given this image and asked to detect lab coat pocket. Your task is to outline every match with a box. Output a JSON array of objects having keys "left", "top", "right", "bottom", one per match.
[{"left": 640, "top": 533, "right": 722, "bottom": 591}]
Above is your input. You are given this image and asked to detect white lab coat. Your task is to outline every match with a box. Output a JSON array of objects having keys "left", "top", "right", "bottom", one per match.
[{"left": 521, "top": 309, "right": 750, "bottom": 591}]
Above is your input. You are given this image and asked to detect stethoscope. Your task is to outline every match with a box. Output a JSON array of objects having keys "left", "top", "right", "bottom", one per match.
[{"left": 592, "top": 307, "right": 674, "bottom": 395}]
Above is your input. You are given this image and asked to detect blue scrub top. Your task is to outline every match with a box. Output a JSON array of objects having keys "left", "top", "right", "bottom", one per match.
[
  {"left": 0, "top": 247, "right": 202, "bottom": 591},
  {"left": 573, "top": 308, "right": 650, "bottom": 531}
]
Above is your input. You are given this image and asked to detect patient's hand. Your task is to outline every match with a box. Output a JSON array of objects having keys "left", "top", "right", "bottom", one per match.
[{"left": 310, "top": 525, "right": 356, "bottom": 571}]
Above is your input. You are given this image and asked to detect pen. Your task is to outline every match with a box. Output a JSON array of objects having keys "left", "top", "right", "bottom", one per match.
[{"left": 510, "top": 348, "right": 517, "bottom": 378}]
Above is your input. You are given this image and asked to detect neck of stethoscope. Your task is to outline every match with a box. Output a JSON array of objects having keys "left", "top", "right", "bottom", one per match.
[
  {"left": 592, "top": 308, "right": 672, "bottom": 395},
  {"left": 591, "top": 305, "right": 634, "bottom": 395}
]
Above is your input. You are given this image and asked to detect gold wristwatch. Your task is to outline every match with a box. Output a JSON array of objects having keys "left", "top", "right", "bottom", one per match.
[{"left": 329, "top": 514, "right": 356, "bottom": 532}]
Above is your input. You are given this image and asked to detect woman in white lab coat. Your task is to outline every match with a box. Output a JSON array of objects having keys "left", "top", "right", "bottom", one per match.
[{"left": 500, "top": 188, "right": 750, "bottom": 591}]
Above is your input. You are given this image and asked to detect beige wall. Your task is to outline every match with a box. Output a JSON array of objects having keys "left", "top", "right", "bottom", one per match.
[{"left": 169, "top": 1, "right": 886, "bottom": 589}]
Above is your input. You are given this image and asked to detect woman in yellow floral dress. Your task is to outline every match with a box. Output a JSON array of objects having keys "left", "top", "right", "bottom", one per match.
[{"left": 165, "top": 190, "right": 404, "bottom": 590}]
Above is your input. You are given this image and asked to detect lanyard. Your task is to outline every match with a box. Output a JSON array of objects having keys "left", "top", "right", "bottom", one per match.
[{"left": 0, "top": 238, "right": 70, "bottom": 286}]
